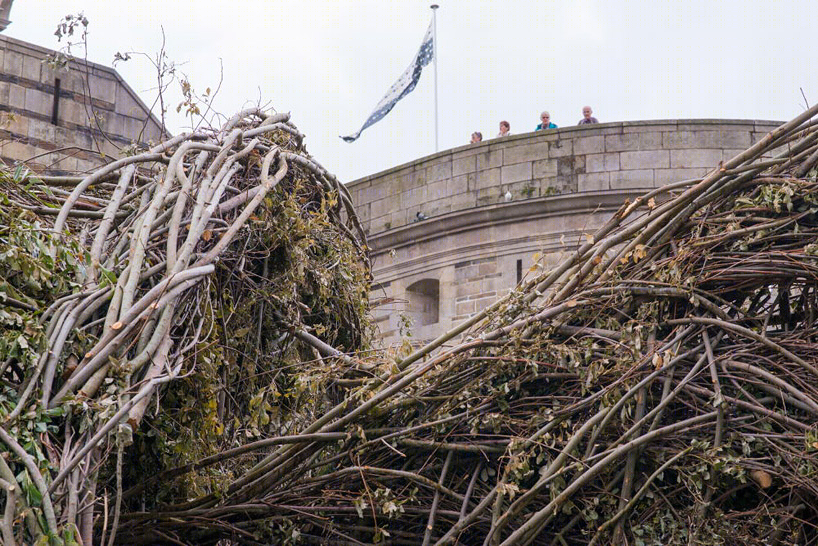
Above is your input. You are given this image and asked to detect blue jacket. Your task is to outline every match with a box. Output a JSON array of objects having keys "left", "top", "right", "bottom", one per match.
[{"left": 536, "top": 122, "right": 558, "bottom": 130}]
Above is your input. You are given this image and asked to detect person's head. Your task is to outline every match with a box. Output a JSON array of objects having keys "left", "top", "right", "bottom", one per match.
[
  {"left": 499, "top": 121, "right": 510, "bottom": 134},
  {"left": 471, "top": 132, "right": 482, "bottom": 143},
  {"left": 582, "top": 106, "right": 593, "bottom": 119},
  {"left": 540, "top": 111, "right": 551, "bottom": 125}
]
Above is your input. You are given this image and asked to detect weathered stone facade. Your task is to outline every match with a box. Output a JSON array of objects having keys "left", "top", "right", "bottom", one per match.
[
  {"left": 350, "top": 120, "right": 782, "bottom": 343},
  {"left": 0, "top": 34, "right": 165, "bottom": 174}
]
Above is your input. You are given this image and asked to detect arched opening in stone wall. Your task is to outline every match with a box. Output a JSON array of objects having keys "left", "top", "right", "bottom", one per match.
[{"left": 406, "top": 279, "right": 439, "bottom": 326}]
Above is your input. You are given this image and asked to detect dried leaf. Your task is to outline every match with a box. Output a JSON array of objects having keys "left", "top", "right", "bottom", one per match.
[{"left": 750, "top": 469, "right": 772, "bottom": 488}]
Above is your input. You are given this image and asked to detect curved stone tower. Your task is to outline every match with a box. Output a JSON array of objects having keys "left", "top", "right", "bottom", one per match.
[{"left": 351, "top": 119, "right": 780, "bottom": 344}]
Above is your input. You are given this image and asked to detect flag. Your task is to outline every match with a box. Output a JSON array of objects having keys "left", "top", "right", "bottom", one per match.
[{"left": 341, "top": 19, "right": 435, "bottom": 143}]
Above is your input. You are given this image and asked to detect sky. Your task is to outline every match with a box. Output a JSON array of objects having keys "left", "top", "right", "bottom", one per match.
[{"left": 6, "top": 1, "right": 818, "bottom": 183}]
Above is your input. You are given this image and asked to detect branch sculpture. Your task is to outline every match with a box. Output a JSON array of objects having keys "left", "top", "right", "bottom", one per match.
[{"left": 3, "top": 104, "right": 818, "bottom": 545}]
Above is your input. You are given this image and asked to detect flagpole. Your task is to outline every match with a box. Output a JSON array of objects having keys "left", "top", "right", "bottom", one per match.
[{"left": 431, "top": 4, "right": 439, "bottom": 152}]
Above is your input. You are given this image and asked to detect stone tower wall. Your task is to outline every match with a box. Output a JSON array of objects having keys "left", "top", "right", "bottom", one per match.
[{"left": 347, "top": 120, "right": 782, "bottom": 343}]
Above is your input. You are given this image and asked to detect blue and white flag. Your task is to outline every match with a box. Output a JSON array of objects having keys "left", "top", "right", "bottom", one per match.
[{"left": 341, "top": 19, "right": 435, "bottom": 142}]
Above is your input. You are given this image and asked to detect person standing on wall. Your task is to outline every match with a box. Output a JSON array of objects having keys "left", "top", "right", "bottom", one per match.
[
  {"left": 578, "top": 106, "right": 599, "bottom": 125},
  {"left": 536, "top": 111, "right": 558, "bottom": 130}
]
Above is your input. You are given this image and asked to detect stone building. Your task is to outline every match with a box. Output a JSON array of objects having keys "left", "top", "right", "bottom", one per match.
[
  {"left": 0, "top": 0, "right": 165, "bottom": 174},
  {"left": 348, "top": 119, "right": 783, "bottom": 345}
]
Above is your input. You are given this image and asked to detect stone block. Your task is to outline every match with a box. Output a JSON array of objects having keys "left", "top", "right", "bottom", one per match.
[
  {"left": 54, "top": 126, "right": 75, "bottom": 147},
  {"left": 610, "top": 169, "right": 654, "bottom": 189},
  {"left": 456, "top": 300, "right": 475, "bottom": 316},
  {"left": 573, "top": 155, "right": 586, "bottom": 174},
  {"left": 114, "top": 85, "right": 144, "bottom": 117},
  {"left": 409, "top": 168, "right": 428, "bottom": 188},
  {"left": 426, "top": 179, "right": 447, "bottom": 201},
  {"left": 8, "top": 83, "right": 25, "bottom": 110},
  {"left": 719, "top": 130, "right": 751, "bottom": 148},
  {"left": 501, "top": 162, "right": 532, "bottom": 184},
  {"left": 663, "top": 130, "right": 717, "bottom": 149},
  {"left": 1, "top": 110, "right": 29, "bottom": 136},
  {"left": 426, "top": 160, "right": 452, "bottom": 183},
  {"left": 447, "top": 173, "right": 470, "bottom": 196},
  {"left": 654, "top": 168, "right": 708, "bottom": 186},
  {"left": 577, "top": 172, "right": 610, "bottom": 192},
  {"left": 478, "top": 261, "right": 497, "bottom": 276},
  {"left": 605, "top": 132, "right": 662, "bottom": 152},
  {"left": 450, "top": 186, "right": 477, "bottom": 209},
  {"left": 0, "top": 81, "right": 7, "bottom": 104},
  {"left": 88, "top": 74, "right": 116, "bottom": 104},
  {"left": 60, "top": 99, "right": 87, "bottom": 126},
  {"left": 98, "top": 140, "right": 120, "bottom": 160},
  {"left": 3, "top": 50, "right": 23, "bottom": 78},
  {"left": 0, "top": 140, "right": 37, "bottom": 162},
  {"left": 403, "top": 185, "right": 429, "bottom": 209},
  {"left": 355, "top": 202, "right": 371, "bottom": 223},
  {"left": 474, "top": 167, "right": 501, "bottom": 190},
  {"left": 141, "top": 121, "right": 164, "bottom": 143},
  {"left": 455, "top": 263, "right": 480, "bottom": 282},
  {"left": 620, "top": 150, "right": 669, "bottom": 170},
  {"left": 552, "top": 175, "right": 577, "bottom": 194},
  {"left": 670, "top": 148, "right": 722, "bottom": 168},
  {"left": 369, "top": 216, "right": 392, "bottom": 234},
  {"left": 503, "top": 141, "right": 550, "bottom": 164},
  {"left": 533, "top": 158, "right": 558, "bottom": 178},
  {"left": 586, "top": 152, "right": 620, "bottom": 173},
  {"left": 425, "top": 199, "right": 451, "bottom": 218},
  {"left": 456, "top": 280, "right": 482, "bottom": 299},
  {"left": 626, "top": 122, "right": 677, "bottom": 133},
  {"left": 370, "top": 197, "right": 396, "bottom": 219},
  {"left": 475, "top": 297, "right": 495, "bottom": 313},
  {"left": 25, "top": 87, "right": 52, "bottom": 117},
  {"left": 481, "top": 276, "right": 500, "bottom": 294},
  {"left": 39, "top": 62, "right": 58, "bottom": 85},
  {"left": 117, "top": 116, "right": 141, "bottom": 141},
  {"left": 64, "top": 71, "right": 86, "bottom": 94},
  {"left": 501, "top": 180, "right": 527, "bottom": 199},
  {"left": 28, "top": 118, "right": 56, "bottom": 143},
  {"left": 682, "top": 121, "right": 754, "bottom": 132},
  {"left": 22, "top": 55, "right": 41, "bottom": 83},
  {"left": 392, "top": 210, "right": 408, "bottom": 230},
  {"left": 573, "top": 135, "right": 604, "bottom": 155},
  {"left": 548, "top": 138, "right": 573, "bottom": 157},
  {"left": 452, "top": 154, "right": 476, "bottom": 177},
  {"left": 90, "top": 110, "right": 112, "bottom": 133},
  {"left": 722, "top": 149, "right": 745, "bottom": 162},
  {"left": 476, "top": 148, "right": 503, "bottom": 170},
  {"left": 47, "top": 154, "right": 76, "bottom": 172},
  {"left": 477, "top": 187, "right": 503, "bottom": 206},
  {"left": 452, "top": 146, "right": 483, "bottom": 160},
  {"left": 556, "top": 157, "right": 570, "bottom": 177}
]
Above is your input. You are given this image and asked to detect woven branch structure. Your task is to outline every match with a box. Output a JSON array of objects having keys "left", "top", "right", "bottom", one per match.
[{"left": 3, "top": 105, "right": 818, "bottom": 545}]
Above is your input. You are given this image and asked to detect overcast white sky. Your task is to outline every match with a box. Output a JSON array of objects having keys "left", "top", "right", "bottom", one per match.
[{"left": 7, "top": 1, "right": 818, "bottom": 182}]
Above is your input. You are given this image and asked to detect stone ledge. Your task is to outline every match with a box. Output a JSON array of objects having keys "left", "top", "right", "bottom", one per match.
[{"left": 368, "top": 188, "right": 650, "bottom": 254}]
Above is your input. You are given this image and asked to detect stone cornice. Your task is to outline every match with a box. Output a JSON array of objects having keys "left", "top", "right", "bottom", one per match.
[{"left": 368, "top": 188, "right": 648, "bottom": 256}]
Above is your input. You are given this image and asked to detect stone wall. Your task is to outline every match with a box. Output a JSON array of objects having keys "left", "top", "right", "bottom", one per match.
[
  {"left": 348, "top": 119, "right": 780, "bottom": 235},
  {"left": 354, "top": 120, "right": 782, "bottom": 344},
  {"left": 0, "top": 35, "right": 165, "bottom": 174}
]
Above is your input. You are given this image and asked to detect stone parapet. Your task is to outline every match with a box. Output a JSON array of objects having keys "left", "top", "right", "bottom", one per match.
[
  {"left": 348, "top": 119, "right": 781, "bottom": 236},
  {"left": 357, "top": 119, "right": 783, "bottom": 345}
]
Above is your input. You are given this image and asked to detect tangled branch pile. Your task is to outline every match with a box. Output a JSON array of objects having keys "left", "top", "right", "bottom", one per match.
[
  {"left": 0, "top": 110, "right": 372, "bottom": 545},
  {"left": 5, "top": 105, "right": 818, "bottom": 545},
  {"left": 109, "top": 106, "right": 818, "bottom": 545}
]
